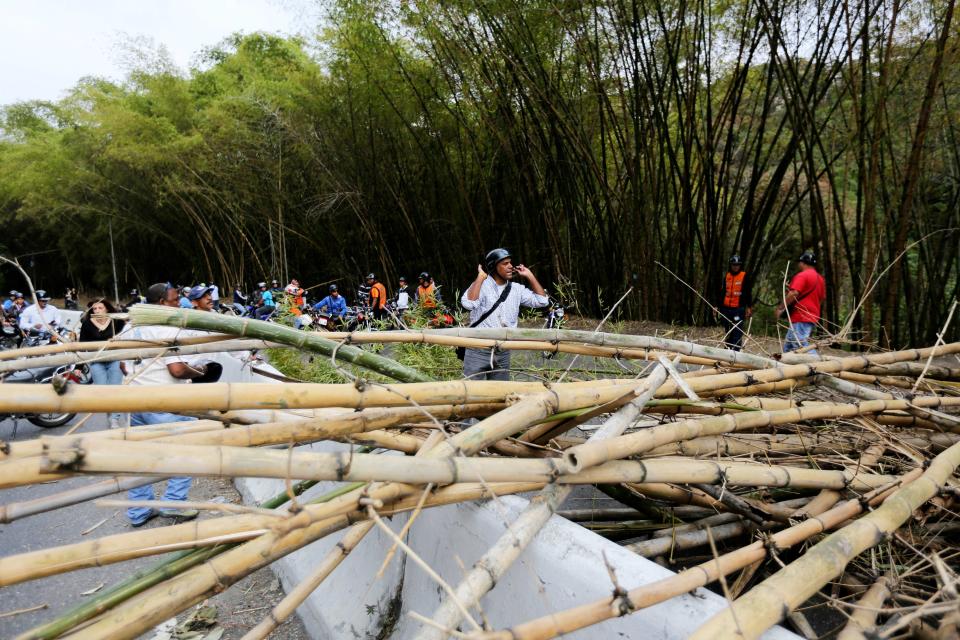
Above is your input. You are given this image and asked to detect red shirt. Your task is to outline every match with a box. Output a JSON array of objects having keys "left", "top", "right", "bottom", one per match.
[{"left": 787, "top": 268, "right": 826, "bottom": 323}]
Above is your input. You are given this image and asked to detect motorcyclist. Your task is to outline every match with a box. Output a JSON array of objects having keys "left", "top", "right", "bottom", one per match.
[
  {"left": 233, "top": 284, "right": 248, "bottom": 314},
  {"left": 19, "top": 290, "right": 62, "bottom": 339},
  {"left": 255, "top": 282, "right": 276, "bottom": 320},
  {"left": 313, "top": 284, "right": 348, "bottom": 329},
  {"left": 179, "top": 286, "right": 192, "bottom": 309}
]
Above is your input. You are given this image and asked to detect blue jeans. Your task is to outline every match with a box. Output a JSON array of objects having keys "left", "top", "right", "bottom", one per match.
[
  {"left": 127, "top": 412, "right": 196, "bottom": 524},
  {"left": 784, "top": 322, "right": 817, "bottom": 355},
  {"left": 89, "top": 361, "right": 124, "bottom": 422}
]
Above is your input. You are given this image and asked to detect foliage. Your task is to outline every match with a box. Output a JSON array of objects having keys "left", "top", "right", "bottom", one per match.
[{"left": 2, "top": 2, "right": 959, "bottom": 347}]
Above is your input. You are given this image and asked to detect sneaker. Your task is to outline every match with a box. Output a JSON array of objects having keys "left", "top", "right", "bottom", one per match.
[
  {"left": 108, "top": 417, "right": 121, "bottom": 430},
  {"left": 159, "top": 508, "right": 199, "bottom": 521},
  {"left": 130, "top": 510, "right": 159, "bottom": 528}
]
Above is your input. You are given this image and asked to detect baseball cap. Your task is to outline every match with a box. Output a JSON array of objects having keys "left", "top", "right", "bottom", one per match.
[{"left": 188, "top": 285, "right": 214, "bottom": 301}]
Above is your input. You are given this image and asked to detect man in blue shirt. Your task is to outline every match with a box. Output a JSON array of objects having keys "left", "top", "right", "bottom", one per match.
[
  {"left": 255, "top": 282, "right": 276, "bottom": 320},
  {"left": 179, "top": 286, "right": 192, "bottom": 309},
  {"left": 3, "top": 290, "right": 18, "bottom": 313},
  {"left": 313, "top": 284, "right": 348, "bottom": 320}
]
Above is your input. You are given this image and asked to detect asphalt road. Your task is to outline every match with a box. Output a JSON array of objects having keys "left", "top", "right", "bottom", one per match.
[{"left": 0, "top": 414, "right": 310, "bottom": 640}]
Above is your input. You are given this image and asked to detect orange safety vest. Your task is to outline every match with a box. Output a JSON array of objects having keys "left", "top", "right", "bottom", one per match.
[
  {"left": 417, "top": 283, "right": 437, "bottom": 309},
  {"left": 369, "top": 282, "right": 387, "bottom": 310},
  {"left": 723, "top": 271, "right": 746, "bottom": 308}
]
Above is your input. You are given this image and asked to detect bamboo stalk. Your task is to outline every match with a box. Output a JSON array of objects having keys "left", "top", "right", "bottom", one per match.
[
  {"left": 0, "top": 339, "right": 278, "bottom": 374},
  {"left": 38, "top": 436, "right": 900, "bottom": 491},
  {"left": 687, "top": 439, "right": 960, "bottom": 640},
  {"left": 0, "top": 379, "right": 631, "bottom": 415},
  {"left": 563, "top": 398, "right": 960, "bottom": 472},
  {"left": 0, "top": 476, "right": 156, "bottom": 524},
  {"left": 835, "top": 571, "right": 894, "bottom": 640},
  {"left": 129, "top": 304, "right": 432, "bottom": 382},
  {"left": 416, "top": 366, "right": 671, "bottom": 639},
  {"left": 0, "top": 332, "right": 238, "bottom": 361},
  {"left": 468, "top": 470, "right": 922, "bottom": 640}
]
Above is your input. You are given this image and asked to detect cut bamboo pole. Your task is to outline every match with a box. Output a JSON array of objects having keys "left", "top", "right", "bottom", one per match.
[
  {"left": 417, "top": 366, "right": 671, "bottom": 640},
  {"left": 0, "top": 339, "right": 277, "bottom": 374},
  {"left": 835, "top": 571, "right": 894, "bottom": 640},
  {"left": 687, "top": 438, "right": 960, "bottom": 640},
  {"left": 37, "top": 437, "right": 900, "bottom": 491},
  {"left": 0, "top": 378, "right": 631, "bottom": 415},
  {"left": 0, "top": 332, "right": 238, "bottom": 361},
  {"left": 563, "top": 397, "right": 960, "bottom": 472},
  {"left": 0, "top": 481, "right": 542, "bottom": 589},
  {"left": 0, "top": 476, "right": 156, "bottom": 524},
  {"left": 468, "top": 470, "right": 921, "bottom": 640},
  {"left": 129, "top": 304, "right": 432, "bottom": 382}
]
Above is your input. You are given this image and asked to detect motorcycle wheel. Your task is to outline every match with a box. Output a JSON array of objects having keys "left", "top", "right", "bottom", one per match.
[{"left": 28, "top": 412, "right": 77, "bottom": 428}]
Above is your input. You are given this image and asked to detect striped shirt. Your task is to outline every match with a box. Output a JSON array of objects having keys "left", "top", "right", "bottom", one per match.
[{"left": 460, "top": 278, "right": 548, "bottom": 329}]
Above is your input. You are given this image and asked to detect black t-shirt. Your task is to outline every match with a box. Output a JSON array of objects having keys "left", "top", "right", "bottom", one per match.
[{"left": 79, "top": 317, "right": 125, "bottom": 342}]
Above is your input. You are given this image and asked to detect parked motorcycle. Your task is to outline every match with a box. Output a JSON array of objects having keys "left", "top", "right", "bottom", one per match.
[{"left": 1, "top": 362, "right": 91, "bottom": 429}]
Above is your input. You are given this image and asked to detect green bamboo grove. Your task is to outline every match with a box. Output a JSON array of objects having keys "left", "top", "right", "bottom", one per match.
[{"left": 1, "top": 0, "right": 959, "bottom": 346}]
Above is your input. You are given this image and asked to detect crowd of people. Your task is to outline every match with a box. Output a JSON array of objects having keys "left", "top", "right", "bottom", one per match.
[{"left": 1, "top": 250, "right": 827, "bottom": 528}]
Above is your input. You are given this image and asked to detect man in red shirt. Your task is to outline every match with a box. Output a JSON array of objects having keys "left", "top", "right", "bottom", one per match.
[{"left": 775, "top": 251, "right": 826, "bottom": 355}]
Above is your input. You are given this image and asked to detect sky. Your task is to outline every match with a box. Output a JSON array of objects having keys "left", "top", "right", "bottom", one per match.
[{"left": 0, "top": 0, "right": 314, "bottom": 106}]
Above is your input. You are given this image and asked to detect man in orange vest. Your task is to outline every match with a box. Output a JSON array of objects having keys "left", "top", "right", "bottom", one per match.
[
  {"left": 365, "top": 273, "right": 388, "bottom": 321},
  {"left": 416, "top": 272, "right": 438, "bottom": 310},
  {"left": 718, "top": 254, "right": 753, "bottom": 351}
]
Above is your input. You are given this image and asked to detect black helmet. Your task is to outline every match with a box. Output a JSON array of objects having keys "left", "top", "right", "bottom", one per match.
[
  {"left": 729, "top": 254, "right": 743, "bottom": 266},
  {"left": 36, "top": 289, "right": 50, "bottom": 301},
  {"left": 398, "top": 275, "right": 407, "bottom": 282},
  {"left": 418, "top": 271, "right": 430, "bottom": 281},
  {"left": 366, "top": 272, "right": 376, "bottom": 280},
  {"left": 484, "top": 248, "right": 512, "bottom": 274},
  {"left": 329, "top": 284, "right": 338, "bottom": 292},
  {"left": 799, "top": 251, "right": 817, "bottom": 266}
]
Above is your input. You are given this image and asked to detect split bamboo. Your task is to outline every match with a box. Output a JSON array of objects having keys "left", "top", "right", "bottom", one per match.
[{"left": 687, "top": 438, "right": 960, "bottom": 639}]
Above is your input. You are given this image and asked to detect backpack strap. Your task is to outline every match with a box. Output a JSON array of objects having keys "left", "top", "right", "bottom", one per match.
[{"left": 469, "top": 282, "right": 513, "bottom": 328}]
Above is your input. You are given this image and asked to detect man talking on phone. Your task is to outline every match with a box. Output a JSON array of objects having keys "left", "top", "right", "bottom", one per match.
[{"left": 460, "top": 248, "right": 548, "bottom": 380}]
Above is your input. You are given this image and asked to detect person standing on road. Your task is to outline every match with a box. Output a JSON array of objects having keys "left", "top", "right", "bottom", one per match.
[
  {"left": 366, "top": 273, "right": 388, "bottom": 321},
  {"left": 460, "top": 248, "right": 548, "bottom": 380},
  {"left": 395, "top": 276, "right": 412, "bottom": 314},
  {"left": 79, "top": 299, "right": 127, "bottom": 429},
  {"left": 717, "top": 255, "right": 753, "bottom": 352},
  {"left": 124, "top": 282, "right": 213, "bottom": 527},
  {"left": 776, "top": 251, "right": 827, "bottom": 355}
]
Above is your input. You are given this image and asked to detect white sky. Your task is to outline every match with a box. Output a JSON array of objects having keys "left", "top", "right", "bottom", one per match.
[{"left": 0, "top": 0, "right": 313, "bottom": 106}]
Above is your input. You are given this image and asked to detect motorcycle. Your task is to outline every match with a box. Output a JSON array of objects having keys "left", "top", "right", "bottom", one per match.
[
  {"left": 1, "top": 319, "right": 21, "bottom": 350},
  {"left": 1, "top": 362, "right": 91, "bottom": 429}
]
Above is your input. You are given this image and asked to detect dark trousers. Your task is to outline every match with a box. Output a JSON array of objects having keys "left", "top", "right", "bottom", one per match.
[{"left": 719, "top": 306, "right": 747, "bottom": 351}]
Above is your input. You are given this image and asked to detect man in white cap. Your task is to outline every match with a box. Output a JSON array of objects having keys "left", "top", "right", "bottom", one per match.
[{"left": 19, "top": 289, "right": 62, "bottom": 336}]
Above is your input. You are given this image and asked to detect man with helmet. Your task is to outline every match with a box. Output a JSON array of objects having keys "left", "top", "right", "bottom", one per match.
[
  {"left": 776, "top": 251, "right": 827, "bottom": 355},
  {"left": 19, "top": 289, "right": 62, "bottom": 336},
  {"left": 717, "top": 254, "right": 753, "bottom": 351},
  {"left": 314, "top": 284, "right": 348, "bottom": 328},
  {"left": 366, "top": 273, "right": 388, "bottom": 320},
  {"left": 416, "top": 272, "right": 439, "bottom": 310},
  {"left": 460, "top": 248, "right": 548, "bottom": 380},
  {"left": 254, "top": 282, "right": 276, "bottom": 320}
]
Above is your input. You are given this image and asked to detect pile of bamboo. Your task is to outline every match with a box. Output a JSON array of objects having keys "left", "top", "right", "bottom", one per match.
[{"left": 1, "top": 304, "right": 959, "bottom": 639}]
